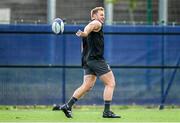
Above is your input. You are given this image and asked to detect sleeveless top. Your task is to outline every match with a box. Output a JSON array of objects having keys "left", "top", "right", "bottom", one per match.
[{"left": 81, "top": 24, "right": 104, "bottom": 67}]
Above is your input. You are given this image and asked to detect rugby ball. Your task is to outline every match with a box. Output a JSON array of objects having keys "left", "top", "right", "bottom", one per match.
[{"left": 52, "top": 18, "right": 64, "bottom": 34}]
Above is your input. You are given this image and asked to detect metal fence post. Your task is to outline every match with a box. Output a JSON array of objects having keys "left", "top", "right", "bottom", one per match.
[
  {"left": 159, "top": 25, "right": 165, "bottom": 109},
  {"left": 62, "top": 34, "right": 66, "bottom": 104}
]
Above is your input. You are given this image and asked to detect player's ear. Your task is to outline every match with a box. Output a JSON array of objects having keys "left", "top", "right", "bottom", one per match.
[{"left": 91, "top": 14, "right": 95, "bottom": 20}]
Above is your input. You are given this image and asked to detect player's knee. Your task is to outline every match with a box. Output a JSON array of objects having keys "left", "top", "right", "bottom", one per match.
[
  {"left": 85, "top": 85, "right": 94, "bottom": 92},
  {"left": 81, "top": 84, "right": 93, "bottom": 93},
  {"left": 86, "top": 86, "right": 93, "bottom": 92},
  {"left": 106, "top": 81, "right": 116, "bottom": 88}
]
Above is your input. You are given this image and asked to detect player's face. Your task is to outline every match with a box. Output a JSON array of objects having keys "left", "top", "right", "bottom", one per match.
[{"left": 96, "top": 10, "right": 105, "bottom": 24}]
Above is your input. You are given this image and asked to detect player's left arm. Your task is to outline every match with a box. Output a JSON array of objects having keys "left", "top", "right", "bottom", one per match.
[{"left": 76, "top": 20, "right": 102, "bottom": 37}]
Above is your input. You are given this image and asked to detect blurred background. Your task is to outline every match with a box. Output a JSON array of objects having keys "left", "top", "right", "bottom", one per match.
[
  {"left": 0, "top": 0, "right": 180, "bottom": 108},
  {"left": 0, "top": 0, "right": 179, "bottom": 25}
]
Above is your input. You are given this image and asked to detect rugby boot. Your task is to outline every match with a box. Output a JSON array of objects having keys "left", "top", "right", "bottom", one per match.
[
  {"left": 103, "top": 110, "right": 121, "bottom": 118},
  {"left": 60, "top": 104, "right": 72, "bottom": 118}
]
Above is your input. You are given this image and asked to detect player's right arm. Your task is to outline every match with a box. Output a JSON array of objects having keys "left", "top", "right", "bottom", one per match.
[{"left": 76, "top": 20, "right": 102, "bottom": 37}]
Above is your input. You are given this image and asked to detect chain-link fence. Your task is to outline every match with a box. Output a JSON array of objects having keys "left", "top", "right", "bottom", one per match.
[{"left": 0, "top": 0, "right": 179, "bottom": 25}]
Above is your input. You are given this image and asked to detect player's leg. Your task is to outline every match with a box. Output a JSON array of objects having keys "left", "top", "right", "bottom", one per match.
[
  {"left": 100, "top": 71, "right": 120, "bottom": 118},
  {"left": 72, "top": 74, "right": 97, "bottom": 99},
  {"left": 66, "top": 73, "right": 97, "bottom": 108},
  {"left": 100, "top": 71, "right": 115, "bottom": 101},
  {"left": 86, "top": 60, "right": 120, "bottom": 118},
  {"left": 53, "top": 74, "right": 96, "bottom": 118},
  {"left": 62, "top": 75, "right": 97, "bottom": 118}
]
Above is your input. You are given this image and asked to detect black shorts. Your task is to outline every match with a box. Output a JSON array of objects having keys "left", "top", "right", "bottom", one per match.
[{"left": 84, "top": 60, "right": 111, "bottom": 76}]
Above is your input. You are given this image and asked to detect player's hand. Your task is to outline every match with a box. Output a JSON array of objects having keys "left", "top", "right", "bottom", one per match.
[{"left": 76, "top": 29, "right": 83, "bottom": 37}]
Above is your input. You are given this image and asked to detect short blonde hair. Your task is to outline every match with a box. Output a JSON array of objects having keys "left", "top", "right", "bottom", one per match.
[{"left": 91, "top": 7, "right": 104, "bottom": 20}]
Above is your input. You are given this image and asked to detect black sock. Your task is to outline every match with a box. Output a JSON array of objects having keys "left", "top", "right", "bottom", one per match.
[
  {"left": 104, "top": 100, "right": 111, "bottom": 112},
  {"left": 67, "top": 97, "right": 78, "bottom": 108}
]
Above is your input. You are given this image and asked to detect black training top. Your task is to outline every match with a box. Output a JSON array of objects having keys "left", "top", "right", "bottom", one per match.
[{"left": 81, "top": 25, "right": 104, "bottom": 67}]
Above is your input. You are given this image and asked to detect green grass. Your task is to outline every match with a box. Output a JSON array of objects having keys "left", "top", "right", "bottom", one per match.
[{"left": 0, "top": 105, "right": 180, "bottom": 122}]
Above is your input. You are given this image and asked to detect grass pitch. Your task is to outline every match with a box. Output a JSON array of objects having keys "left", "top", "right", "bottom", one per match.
[{"left": 0, "top": 105, "right": 180, "bottom": 122}]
